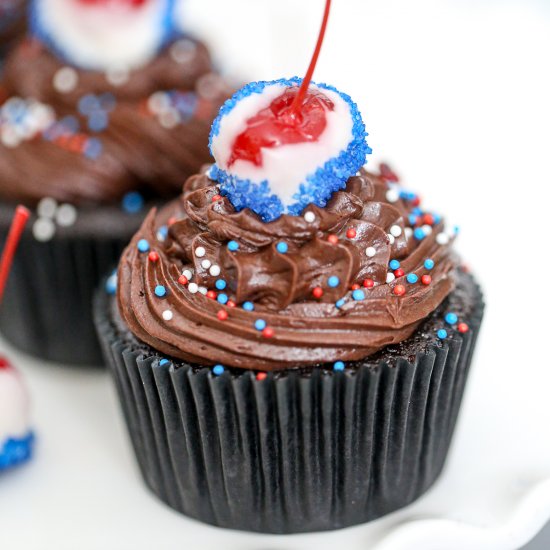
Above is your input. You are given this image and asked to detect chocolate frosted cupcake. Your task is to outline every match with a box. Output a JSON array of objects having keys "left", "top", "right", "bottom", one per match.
[{"left": 0, "top": 0, "right": 231, "bottom": 365}]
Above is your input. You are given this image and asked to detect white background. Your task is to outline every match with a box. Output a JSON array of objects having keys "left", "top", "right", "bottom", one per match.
[{"left": 2, "top": 0, "right": 550, "bottom": 548}]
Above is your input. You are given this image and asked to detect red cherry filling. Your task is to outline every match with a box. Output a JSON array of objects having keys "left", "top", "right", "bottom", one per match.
[
  {"left": 228, "top": 86, "right": 335, "bottom": 168},
  {"left": 0, "top": 356, "right": 11, "bottom": 369}
]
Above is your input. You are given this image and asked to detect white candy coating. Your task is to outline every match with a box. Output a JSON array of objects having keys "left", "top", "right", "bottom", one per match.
[
  {"left": 0, "top": 361, "right": 31, "bottom": 443},
  {"left": 365, "top": 246, "right": 376, "bottom": 258}
]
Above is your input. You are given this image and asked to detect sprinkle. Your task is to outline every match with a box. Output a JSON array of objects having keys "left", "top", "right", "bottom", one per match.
[
  {"left": 217, "top": 293, "right": 228, "bottom": 305},
  {"left": 346, "top": 228, "right": 357, "bottom": 239},
  {"left": 327, "top": 234, "right": 339, "bottom": 244},
  {"left": 209, "top": 265, "right": 221, "bottom": 277},
  {"left": 386, "top": 189, "right": 399, "bottom": 203},
  {"left": 404, "top": 227, "right": 413, "bottom": 239},
  {"left": 227, "top": 240, "right": 239, "bottom": 251},
  {"left": 32, "top": 217, "right": 55, "bottom": 242},
  {"left": 335, "top": 298, "right": 346, "bottom": 309},
  {"left": 212, "top": 194, "right": 222, "bottom": 202},
  {"left": 406, "top": 273, "right": 419, "bottom": 284},
  {"left": 389, "top": 259, "right": 400, "bottom": 270},
  {"left": 56, "top": 204, "right": 77, "bottom": 227},
  {"left": 423, "top": 214, "right": 435, "bottom": 226},
  {"left": 206, "top": 290, "right": 217, "bottom": 300},
  {"left": 137, "top": 239, "right": 150, "bottom": 252},
  {"left": 421, "top": 275, "right": 432, "bottom": 285},
  {"left": 457, "top": 322, "right": 469, "bottom": 333},
  {"left": 212, "top": 364, "right": 225, "bottom": 376},
  {"left": 53, "top": 67, "right": 78, "bottom": 93},
  {"left": 387, "top": 234, "right": 396, "bottom": 245},
  {"left": 424, "top": 259, "right": 435, "bottom": 270},
  {"left": 436, "top": 233, "right": 450, "bottom": 245},
  {"left": 254, "top": 319, "right": 267, "bottom": 331},
  {"left": 105, "top": 273, "right": 117, "bottom": 295},
  {"left": 159, "top": 359, "right": 170, "bottom": 366},
  {"left": 312, "top": 287, "right": 323, "bottom": 299},
  {"left": 328, "top": 276, "right": 340, "bottom": 288},
  {"left": 217, "top": 310, "right": 228, "bottom": 321},
  {"left": 414, "top": 228, "right": 425, "bottom": 240},
  {"left": 363, "top": 279, "right": 374, "bottom": 288},
  {"left": 333, "top": 361, "right": 345, "bottom": 371},
  {"left": 195, "top": 246, "right": 206, "bottom": 257},
  {"left": 386, "top": 272, "right": 396, "bottom": 284},
  {"left": 198, "top": 286, "right": 208, "bottom": 295},
  {"left": 122, "top": 192, "right": 144, "bottom": 214},
  {"left": 437, "top": 329, "right": 448, "bottom": 339},
  {"left": 227, "top": 300, "right": 236, "bottom": 308},
  {"left": 276, "top": 242, "right": 289, "bottom": 254},
  {"left": 351, "top": 283, "right": 360, "bottom": 290},
  {"left": 162, "top": 310, "right": 173, "bottom": 321},
  {"left": 422, "top": 225, "right": 433, "bottom": 236},
  {"left": 155, "top": 285, "right": 166, "bottom": 297},
  {"left": 182, "top": 269, "right": 193, "bottom": 280},
  {"left": 262, "top": 327, "right": 275, "bottom": 338},
  {"left": 365, "top": 247, "right": 376, "bottom": 258},
  {"left": 188, "top": 283, "right": 199, "bottom": 294},
  {"left": 408, "top": 214, "right": 418, "bottom": 225},
  {"left": 201, "top": 259, "right": 212, "bottom": 269},
  {"left": 178, "top": 275, "right": 188, "bottom": 285},
  {"left": 352, "top": 289, "right": 365, "bottom": 301},
  {"left": 256, "top": 372, "right": 267, "bottom": 381},
  {"left": 445, "top": 312, "right": 458, "bottom": 325},
  {"left": 106, "top": 66, "right": 130, "bottom": 87},
  {"left": 148, "top": 251, "right": 159, "bottom": 262},
  {"left": 394, "top": 268, "right": 405, "bottom": 278},
  {"left": 215, "top": 279, "right": 227, "bottom": 290},
  {"left": 393, "top": 284, "right": 406, "bottom": 296},
  {"left": 243, "top": 301, "right": 254, "bottom": 311},
  {"left": 37, "top": 198, "right": 58, "bottom": 219},
  {"left": 390, "top": 225, "right": 402, "bottom": 237},
  {"left": 304, "top": 211, "right": 316, "bottom": 223}
]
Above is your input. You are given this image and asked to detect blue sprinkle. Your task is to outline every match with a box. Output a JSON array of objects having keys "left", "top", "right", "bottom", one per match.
[
  {"left": 155, "top": 285, "right": 167, "bottom": 298},
  {"left": 122, "top": 191, "right": 144, "bottom": 214},
  {"left": 408, "top": 214, "right": 418, "bottom": 225},
  {"left": 414, "top": 228, "right": 426, "bottom": 240},
  {"left": 105, "top": 274, "right": 117, "bottom": 295},
  {"left": 157, "top": 225, "right": 168, "bottom": 241},
  {"left": 215, "top": 279, "right": 227, "bottom": 290},
  {"left": 254, "top": 319, "right": 267, "bottom": 331},
  {"left": 335, "top": 298, "right": 346, "bottom": 309},
  {"left": 217, "top": 293, "right": 228, "bottom": 305},
  {"left": 243, "top": 301, "right": 255, "bottom": 311},
  {"left": 88, "top": 111, "right": 109, "bottom": 132},
  {"left": 445, "top": 312, "right": 458, "bottom": 325},
  {"left": 276, "top": 242, "right": 289, "bottom": 254},
  {"left": 453, "top": 225, "right": 460, "bottom": 234},
  {"left": 83, "top": 138, "right": 103, "bottom": 160},
  {"left": 99, "top": 92, "right": 117, "bottom": 112},
  {"left": 212, "top": 364, "right": 225, "bottom": 376},
  {"left": 389, "top": 259, "right": 400, "bottom": 270},
  {"left": 433, "top": 214, "right": 442, "bottom": 224},
  {"left": 60, "top": 115, "right": 79, "bottom": 133},
  {"left": 137, "top": 239, "right": 150, "bottom": 253},
  {"left": 328, "top": 276, "right": 340, "bottom": 288},
  {"left": 406, "top": 273, "right": 419, "bottom": 284},
  {"left": 412, "top": 207, "right": 423, "bottom": 216},
  {"left": 333, "top": 361, "right": 345, "bottom": 371},
  {"left": 437, "top": 329, "right": 448, "bottom": 340},
  {"left": 227, "top": 240, "right": 239, "bottom": 252},
  {"left": 424, "top": 259, "right": 435, "bottom": 270},
  {"left": 352, "top": 289, "right": 365, "bottom": 301},
  {"left": 159, "top": 358, "right": 170, "bottom": 367},
  {"left": 78, "top": 94, "right": 100, "bottom": 116}
]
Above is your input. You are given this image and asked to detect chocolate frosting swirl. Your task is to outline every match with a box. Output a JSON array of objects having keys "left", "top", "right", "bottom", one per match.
[
  {"left": 118, "top": 168, "right": 459, "bottom": 371},
  {"left": 0, "top": 37, "right": 231, "bottom": 206}
]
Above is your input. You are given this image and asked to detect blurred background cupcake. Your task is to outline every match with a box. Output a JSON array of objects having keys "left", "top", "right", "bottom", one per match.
[{"left": 0, "top": 0, "right": 233, "bottom": 365}]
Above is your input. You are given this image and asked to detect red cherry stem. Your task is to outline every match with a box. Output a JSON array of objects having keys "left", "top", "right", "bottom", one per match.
[
  {"left": 0, "top": 206, "right": 30, "bottom": 305},
  {"left": 290, "top": 0, "right": 332, "bottom": 116}
]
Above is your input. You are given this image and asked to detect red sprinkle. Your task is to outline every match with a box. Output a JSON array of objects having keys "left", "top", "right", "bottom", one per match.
[
  {"left": 457, "top": 322, "right": 469, "bottom": 333},
  {"left": 327, "top": 234, "right": 339, "bottom": 244},
  {"left": 212, "top": 194, "right": 222, "bottom": 202},
  {"left": 363, "top": 279, "right": 375, "bottom": 289},
  {"left": 394, "top": 268, "right": 405, "bottom": 278},
  {"left": 351, "top": 283, "right": 360, "bottom": 290},
  {"left": 423, "top": 213, "right": 435, "bottom": 226},
  {"left": 178, "top": 275, "right": 188, "bottom": 285},
  {"left": 206, "top": 290, "right": 217, "bottom": 300},
  {"left": 227, "top": 300, "right": 236, "bottom": 308},
  {"left": 217, "top": 309, "right": 228, "bottom": 321},
  {"left": 148, "top": 251, "right": 159, "bottom": 262},
  {"left": 256, "top": 372, "right": 267, "bottom": 381},
  {"left": 167, "top": 216, "right": 178, "bottom": 226},
  {"left": 393, "top": 284, "right": 406, "bottom": 296},
  {"left": 421, "top": 275, "right": 432, "bottom": 285},
  {"left": 346, "top": 228, "right": 357, "bottom": 239},
  {"left": 312, "top": 286, "right": 324, "bottom": 299},
  {"left": 262, "top": 327, "right": 275, "bottom": 338},
  {"left": 412, "top": 196, "right": 421, "bottom": 207}
]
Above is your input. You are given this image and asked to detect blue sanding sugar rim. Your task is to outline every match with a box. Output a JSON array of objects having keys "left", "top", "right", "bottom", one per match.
[
  {"left": 208, "top": 77, "right": 371, "bottom": 222},
  {"left": 0, "top": 431, "right": 34, "bottom": 471},
  {"left": 28, "top": 0, "right": 179, "bottom": 70}
]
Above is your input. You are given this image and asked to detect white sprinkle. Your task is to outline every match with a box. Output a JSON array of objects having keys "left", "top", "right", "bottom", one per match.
[
  {"left": 159, "top": 109, "right": 181, "bottom": 129},
  {"left": 197, "top": 73, "right": 224, "bottom": 101},
  {"left": 422, "top": 224, "right": 433, "bottom": 235},
  {"left": 436, "top": 233, "right": 450, "bottom": 245},
  {"left": 170, "top": 39, "right": 197, "bottom": 64},
  {"left": 188, "top": 283, "right": 199, "bottom": 294},
  {"left": 386, "top": 272, "right": 396, "bottom": 284},
  {"left": 32, "top": 218, "right": 56, "bottom": 242},
  {"left": 56, "top": 204, "right": 77, "bottom": 227},
  {"left": 405, "top": 227, "right": 413, "bottom": 239},
  {"left": 198, "top": 286, "right": 208, "bottom": 295},
  {"left": 304, "top": 211, "right": 316, "bottom": 223},
  {"left": 182, "top": 269, "right": 193, "bottom": 281},
  {"left": 147, "top": 91, "right": 170, "bottom": 115},
  {"left": 195, "top": 246, "right": 206, "bottom": 258},
  {"left": 162, "top": 310, "right": 173, "bottom": 321},
  {"left": 390, "top": 225, "right": 402, "bottom": 237},
  {"left": 1, "top": 126, "right": 20, "bottom": 148},
  {"left": 209, "top": 265, "right": 221, "bottom": 277},
  {"left": 37, "top": 197, "right": 58, "bottom": 219},
  {"left": 201, "top": 259, "right": 212, "bottom": 269},
  {"left": 365, "top": 246, "right": 376, "bottom": 258},
  {"left": 53, "top": 67, "right": 78, "bottom": 93},
  {"left": 386, "top": 189, "right": 399, "bottom": 203},
  {"left": 387, "top": 234, "right": 395, "bottom": 245},
  {"left": 105, "top": 66, "right": 130, "bottom": 87}
]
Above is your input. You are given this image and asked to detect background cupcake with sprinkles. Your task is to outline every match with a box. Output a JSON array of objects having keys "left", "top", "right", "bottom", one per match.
[
  {"left": 95, "top": 0, "right": 484, "bottom": 533},
  {"left": 0, "top": 0, "right": 233, "bottom": 365}
]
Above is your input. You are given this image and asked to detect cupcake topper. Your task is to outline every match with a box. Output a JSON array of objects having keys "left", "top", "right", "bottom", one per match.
[
  {"left": 209, "top": 0, "right": 371, "bottom": 222},
  {"left": 30, "top": 0, "right": 176, "bottom": 71}
]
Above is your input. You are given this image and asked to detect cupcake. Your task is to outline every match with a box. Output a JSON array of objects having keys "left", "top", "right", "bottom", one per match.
[
  {"left": 0, "top": 0, "right": 232, "bottom": 365},
  {"left": 95, "top": 1, "right": 484, "bottom": 533},
  {"left": 0, "top": 0, "right": 26, "bottom": 65}
]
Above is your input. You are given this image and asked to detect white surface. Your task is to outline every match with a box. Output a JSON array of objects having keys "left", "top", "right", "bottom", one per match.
[
  {"left": 2, "top": 0, "right": 550, "bottom": 548},
  {"left": 0, "top": 362, "right": 31, "bottom": 440}
]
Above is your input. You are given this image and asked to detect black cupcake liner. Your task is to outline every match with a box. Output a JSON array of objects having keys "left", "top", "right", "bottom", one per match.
[{"left": 94, "top": 276, "right": 483, "bottom": 534}]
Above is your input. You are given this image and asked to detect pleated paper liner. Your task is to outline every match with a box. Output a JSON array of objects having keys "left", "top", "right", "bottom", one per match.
[
  {"left": 94, "top": 273, "right": 483, "bottom": 533},
  {"left": 0, "top": 211, "right": 139, "bottom": 366}
]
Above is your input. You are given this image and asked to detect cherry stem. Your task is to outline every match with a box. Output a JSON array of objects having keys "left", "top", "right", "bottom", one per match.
[
  {"left": 0, "top": 205, "right": 30, "bottom": 305},
  {"left": 291, "top": 0, "right": 332, "bottom": 116}
]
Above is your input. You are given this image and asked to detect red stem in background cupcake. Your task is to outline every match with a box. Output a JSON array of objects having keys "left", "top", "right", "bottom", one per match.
[
  {"left": 0, "top": 206, "right": 30, "bottom": 305},
  {"left": 228, "top": 0, "right": 334, "bottom": 168}
]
